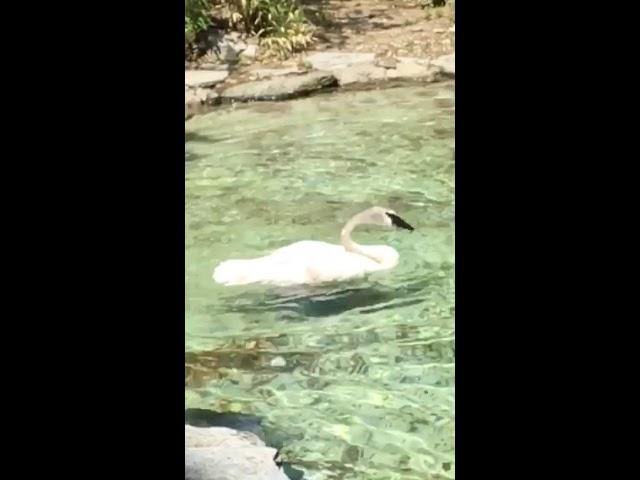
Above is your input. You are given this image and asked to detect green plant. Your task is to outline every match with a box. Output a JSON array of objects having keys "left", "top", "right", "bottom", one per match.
[
  {"left": 258, "top": 1, "right": 314, "bottom": 59},
  {"left": 223, "top": 0, "right": 314, "bottom": 59},
  {"left": 185, "top": 1, "right": 313, "bottom": 61},
  {"left": 185, "top": 0, "right": 212, "bottom": 51}
]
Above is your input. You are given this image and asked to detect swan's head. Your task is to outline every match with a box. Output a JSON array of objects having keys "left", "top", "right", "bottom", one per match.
[{"left": 363, "top": 206, "right": 414, "bottom": 231}]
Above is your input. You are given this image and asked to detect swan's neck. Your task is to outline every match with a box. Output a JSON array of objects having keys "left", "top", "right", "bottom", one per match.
[{"left": 340, "top": 214, "right": 384, "bottom": 264}]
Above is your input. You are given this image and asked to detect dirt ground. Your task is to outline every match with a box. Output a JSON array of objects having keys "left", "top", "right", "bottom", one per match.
[
  {"left": 303, "top": 0, "right": 454, "bottom": 59},
  {"left": 190, "top": 1, "right": 454, "bottom": 68}
]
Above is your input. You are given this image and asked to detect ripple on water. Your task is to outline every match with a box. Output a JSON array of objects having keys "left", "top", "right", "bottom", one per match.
[{"left": 186, "top": 84, "right": 454, "bottom": 479}]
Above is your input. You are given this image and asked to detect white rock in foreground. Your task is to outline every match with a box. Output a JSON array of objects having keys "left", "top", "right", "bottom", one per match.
[{"left": 185, "top": 425, "right": 289, "bottom": 480}]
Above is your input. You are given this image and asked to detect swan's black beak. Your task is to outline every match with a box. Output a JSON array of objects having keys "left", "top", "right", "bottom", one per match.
[{"left": 386, "top": 212, "right": 414, "bottom": 231}]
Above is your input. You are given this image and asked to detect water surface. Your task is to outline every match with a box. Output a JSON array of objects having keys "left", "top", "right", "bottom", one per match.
[{"left": 185, "top": 83, "right": 454, "bottom": 479}]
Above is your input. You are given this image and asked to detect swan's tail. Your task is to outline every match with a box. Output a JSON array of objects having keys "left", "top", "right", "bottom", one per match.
[{"left": 213, "top": 259, "right": 265, "bottom": 286}]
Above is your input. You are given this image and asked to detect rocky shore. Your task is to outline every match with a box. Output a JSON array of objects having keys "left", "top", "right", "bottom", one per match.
[
  {"left": 186, "top": 1, "right": 455, "bottom": 120},
  {"left": 185, "top": 47, "right": 454, "bottom": 119}
]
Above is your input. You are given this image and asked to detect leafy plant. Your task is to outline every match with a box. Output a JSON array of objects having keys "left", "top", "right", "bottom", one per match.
[
  {"left": 185, "top": 0, "right": 212, "bottom": 53},
  {"left": 222, "top": 0, "right": 314, "bottom": 59},
  {"left": 257, "top": 1, "right": 314, "bottom": 59},
  {"left": 185, "top": 0, "right": 313, "bottom": 61}
]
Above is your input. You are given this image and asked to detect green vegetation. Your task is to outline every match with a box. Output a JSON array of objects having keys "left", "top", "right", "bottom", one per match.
[
  {"left": 185, "top": 0, "right": 314, "bottom": 61},
  {"left": 185, "top": 0, "right": 212, "bottom": 54},
  {"left": 245, "top": 1, "right": 314, "bottom": 60}
]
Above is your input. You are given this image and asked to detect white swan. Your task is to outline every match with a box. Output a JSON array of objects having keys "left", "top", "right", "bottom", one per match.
[{"left": 213, "top": 206, "right": 414, "bottom": 287}]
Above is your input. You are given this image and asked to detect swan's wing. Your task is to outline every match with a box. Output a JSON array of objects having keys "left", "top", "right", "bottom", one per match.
[
  {"left": 259, "top": 242, "right": 368, "bottom": 285},
  {"left": 218, "top": 241, "right": 388, "bottom": 286},
  {"left": 304, "top": 251, "right": 384, "bottom": 283},
  {"left": 270, "top": 242, "right": 385, "bottom": 283},
  {"left": 269, "top": 241, "right": 344, "bottom": 258}
]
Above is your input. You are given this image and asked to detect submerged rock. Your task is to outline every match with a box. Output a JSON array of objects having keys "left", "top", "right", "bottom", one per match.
[
  {"left": 221, "top": 71, "right": 338, "bottom": 102},
  {"left": 185, "top": 408, "right": 265, "bottom": 438},
  {"left": 185, "top": 425, "right": 289, "bottom": 480}
]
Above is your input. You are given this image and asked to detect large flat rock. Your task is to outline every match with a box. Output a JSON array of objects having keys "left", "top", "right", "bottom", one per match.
[
  {"left": 185, "top": 425, "right": 289, "bottom": 480},
  {"left": 333, "top": 57, "right": 441, "bottom": 85},
  {"left": 304, "top": 52, "right": 376, "bottom": 71},
  {"left": 185, "top": 70, "right": 230, "bottom": 88},
  {"left": 334, "top": 64, "right": 387, "bottom": 85},
  {"left": 251, "top": 67, "right": 303, "bottom": 80},
  {"left": 387, "top": 58, "right": 440, "bottom": 81},
  {"left": 304, "top": 53, "right": 443, "bottom": 86},
  {"left": 221, "top": 71, "right": 337, "bottom": 102}
]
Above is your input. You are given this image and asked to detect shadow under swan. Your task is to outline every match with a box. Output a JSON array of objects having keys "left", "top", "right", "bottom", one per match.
[{"left": 219, "top": 276, "right": 433, "bottom": 319}]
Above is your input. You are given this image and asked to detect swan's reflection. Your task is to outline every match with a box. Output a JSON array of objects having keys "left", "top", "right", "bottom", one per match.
[{"left": 220, "top": 277, "right": 432, "bottom": 319}]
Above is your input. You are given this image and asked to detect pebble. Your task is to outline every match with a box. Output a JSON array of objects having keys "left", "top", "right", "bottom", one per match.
[{"left": 270, "top": 356, "right": 286, "bottom": 368}]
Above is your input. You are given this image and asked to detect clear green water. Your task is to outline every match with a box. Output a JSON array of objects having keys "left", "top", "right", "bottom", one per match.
[{"left": 185, "top": 83, "right": 454, "bottom": 480}]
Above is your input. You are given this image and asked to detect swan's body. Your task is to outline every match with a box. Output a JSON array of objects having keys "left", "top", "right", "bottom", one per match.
[
  {"left": 214, "top": 240, "right": 398, "bottom": 286},
  {"left": 213, "top": 206, "right": 414, "bottom": 287}
]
